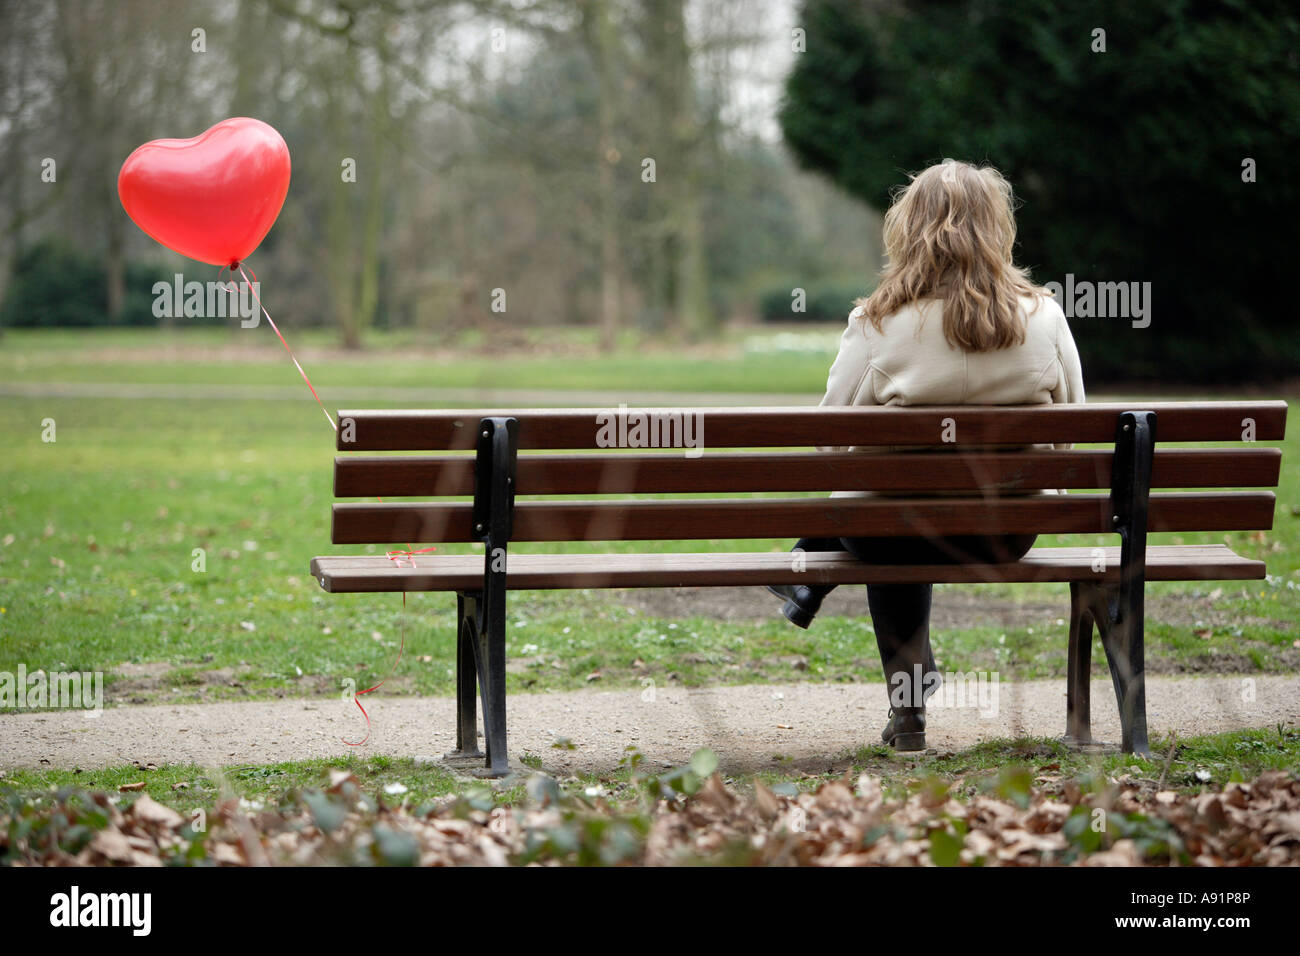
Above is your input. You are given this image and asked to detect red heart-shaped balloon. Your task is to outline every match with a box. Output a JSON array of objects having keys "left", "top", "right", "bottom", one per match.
[{"left": 118, "top": 117, "right": 291, "bottom": 267}]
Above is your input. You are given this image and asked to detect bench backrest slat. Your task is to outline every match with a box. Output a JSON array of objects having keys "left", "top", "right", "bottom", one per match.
[
  {"left": 332, "top": 491, "right": 1277, "bottom": 544},
  {"left": 335, "top": 402, "right": 1287, "bottom": 451},
  {"left": 334, "top": 447, "right": 1282, "bottom": 497}
]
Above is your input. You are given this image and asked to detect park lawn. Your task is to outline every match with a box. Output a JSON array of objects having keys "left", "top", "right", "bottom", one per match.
[
  {"left": 1, "top": 390, "right": 1295, "bottom": 712},
  {"left": 0, "top": 327, "right": 1296, "bottom": 711},
  {"left": 0, "top": 325, "right": 838, "bottom": 394}
]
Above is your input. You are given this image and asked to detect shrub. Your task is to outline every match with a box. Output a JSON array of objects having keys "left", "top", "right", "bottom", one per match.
[
  {"left": 759, "top": 280, "right": 868, "bottom": 323},
  {"left": 0, "top": 239, "right": 170, "bottom": 328}
]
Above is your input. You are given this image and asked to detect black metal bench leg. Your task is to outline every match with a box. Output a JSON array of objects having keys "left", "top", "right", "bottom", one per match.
[
  {"left": 1068, "top": 580, "right": 1150, "bottom": 756},
  {"left": 443, "top": 591, "right": 483, "bottom": 764},
  {"left": 1098, "top": 591, "right": 1150, "bottom": 756},
  {"left": 1065, "top": 581, "right": 1094, "bottom": 745},
  {"left": 470, "top": 575, "right": 510, "bottom": 777},
  {"left": 1099, "top": 409, "right": 1156, "bottom": 757},
  {"left": 467, "top": 416, "right": 518, "bottom": 779},
  {"left": 1063, "top": 411, "right": 1156, "bottom": 756}
]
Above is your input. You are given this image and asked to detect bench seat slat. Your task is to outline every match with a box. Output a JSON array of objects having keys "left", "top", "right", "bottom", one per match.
[
  {"left": 331, "top": 491, "right": 1275, "bottom": 544},
  {"left": 335, "top": 402, "right": 1288, "bottom": 451},
  {"left": 333, "top": 447, "right": 1283, "bottom": 497},
  {"left": 310, "top": 544, "right": 1264, "bottom": 592}
]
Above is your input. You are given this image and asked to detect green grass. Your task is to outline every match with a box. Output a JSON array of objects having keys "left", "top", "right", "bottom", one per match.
[
  {"left": 0, "top": 328, "right": 1297, "bottom": 714},
  {"left": 0, "top": 326, "right": 837, "bottom": 394},
  {"left": 5, "top": 725, "right": 1296, "bottom": 816}
]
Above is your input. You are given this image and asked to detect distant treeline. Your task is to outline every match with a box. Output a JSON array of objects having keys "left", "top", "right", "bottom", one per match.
[
  {"left": 0, "top": 0, "right": 881, "bottom": 350},
  {"left": 0, "top": 239, "right": 873, "bottom": 330}
]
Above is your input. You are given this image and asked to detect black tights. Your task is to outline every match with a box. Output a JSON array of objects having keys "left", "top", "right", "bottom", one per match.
[{"left": 792, "top": 533, "right": 1037, "bottom": 706}]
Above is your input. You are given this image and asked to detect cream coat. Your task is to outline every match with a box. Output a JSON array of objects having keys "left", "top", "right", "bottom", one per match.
[{"left": 817, "top": 293, "right": 1086, "bottom": 496}]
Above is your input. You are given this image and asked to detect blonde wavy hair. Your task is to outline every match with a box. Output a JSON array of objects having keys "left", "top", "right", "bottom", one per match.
[{"left": 856, "top": 160, "right": 1049, "bottom": 351}]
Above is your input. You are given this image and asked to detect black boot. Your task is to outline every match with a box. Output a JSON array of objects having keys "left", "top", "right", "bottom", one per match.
[
  {"left": 765, "top": 584, "right": 823, "bottom": 629},
  {"left": 881, "top": 706, "right": 926, "bottom": 751},
  {"left": 868, "top": 582, "right": 936, "bottom": 753}
]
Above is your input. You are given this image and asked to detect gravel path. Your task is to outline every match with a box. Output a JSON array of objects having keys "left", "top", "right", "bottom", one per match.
[{"left": 3, "top": 675, "right": 1297, "bottom": 776}]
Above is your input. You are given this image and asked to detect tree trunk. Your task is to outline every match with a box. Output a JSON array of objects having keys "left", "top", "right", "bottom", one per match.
[
  {"left": 582, "top": 0, "right": 623, "bottom": 352},
  {"left": 353, "top": 28, "right": 391, "bottom": 347},
  {"left": 105, "top": 211, "right": 126, "bottom": 320},
  {"left": 325, "top": 45, "right": 362, "bottom": 350},
  {"left": 645, "top": 0, "right": 713, "bottom": 339}
]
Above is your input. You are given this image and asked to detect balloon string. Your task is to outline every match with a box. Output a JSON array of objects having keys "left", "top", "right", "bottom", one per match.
[
  {"left": 217, "top": 261, "right": 417, "bottom": 746},
  {"left": 342, "top": 590, "right": 409, "bottom": 747},
  {"left": 231, "top": 262, "right": 337, "bottom": 433},
  {"left": 386, "top": 546, "right": 438, "bottom": 568},
  {"left": 340, "top": 548, "right": 436, "bottom": 743}
]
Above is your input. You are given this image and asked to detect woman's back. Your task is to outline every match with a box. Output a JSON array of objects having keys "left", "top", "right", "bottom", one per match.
[
  {"left": 819, "top": 292, "right": 1085, "bottom": 492},
  {"left": 823, "top": 292, "right": 1084, "bottom": 411}
]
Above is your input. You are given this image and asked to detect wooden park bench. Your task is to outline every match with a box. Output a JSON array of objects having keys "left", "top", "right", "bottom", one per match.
[{"left": 310, "top": 401, "right": 1286, "bottom": 776}]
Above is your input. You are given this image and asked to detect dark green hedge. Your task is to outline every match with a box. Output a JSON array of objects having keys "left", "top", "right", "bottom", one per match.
[
  {"left": 758, "top": 281, "right": 868, "bottom": 323},
  {"left": 0, "top": 240, "right": 169, "bottom": 328},
  {"left": 780, "top": 0, "right": 1300, "bottom": 383}
]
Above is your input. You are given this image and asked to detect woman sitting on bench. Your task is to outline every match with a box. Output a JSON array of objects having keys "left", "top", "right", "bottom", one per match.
[{"left": 767, "top": 159, "right": 1086, "bottom": 752}]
